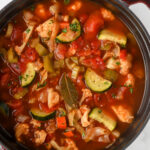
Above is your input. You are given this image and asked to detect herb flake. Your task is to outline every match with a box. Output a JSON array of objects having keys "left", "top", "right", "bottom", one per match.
[
  {"left": 26, "top": 28, "right": 30, "bottom": 33},
  {"left": 104, "top": 81, "right": 109, "bottom": 85},
  {"left": 7, "top": 82, "right": 11, "bottom": 87},
  {"left": 98, "top": 110, "right": 102, "bottom": 113},
  {"left": 70, "top": 22, "right": 79, "bottom": 32},
  {"left": 116, "top": 62, "right": 120, "bottom": 65},
  {"left": 112, "top": 93, "right": 116, "bottom": 99},
  {"left": 64, "top": 0, "right": 70, "bottom": 5},
  {"left": 49, "top": 20, "right": 54, "bottom": 24},
  {"left": 19, "top": 75, "right": 22, "bottom": 80},
  {"left": 130, "top": 88, "right": 133, "bottom": 94},
  {"left": 82, "top": 132, "right": 85, "bottom": 138},
  {"left": 30, "top": 5, "right": 35, "bottom": 11},
  {"left": 62, "top": 28, "right": 67, "bottom": 33},
  {"left": 37, "top": 82, "right": 47, "bottom": 89}
]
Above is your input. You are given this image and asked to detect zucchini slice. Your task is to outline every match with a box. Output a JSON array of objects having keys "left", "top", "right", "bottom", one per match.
[
  {"left": 0, "top": 101, "right": 9, "bottom": 117},
  {"left": 13, "top": 88, "right": 28, "bottom": 100},
  {"left": 21, "top": 63, "right": 36, "bottom": 87},
  {"left": 43, "top": 54, "right": 54, "bottom": 73},
  {"left": 7, "top": 48, "right": 18, "bottom": 63},
  {"left": 35, "top": 43, "right": 49, "bottom": 56},
  {"left": 98, "top": 29, "right": 127, "bottom": 47},
  {"left": 56, "top": 18, "right": 81, "bottom": 43},
  {"left": 89, "top": 107, "right": 117, "bottom": 131},
  {"left": 30, "top": 108, "right": 56, "bottom": 121},
  {"left": 103, "top": 69, "right": 118, "bottom": 83},
  {"left": 85, "top": 68, "right": 112, "bottom": 92}
]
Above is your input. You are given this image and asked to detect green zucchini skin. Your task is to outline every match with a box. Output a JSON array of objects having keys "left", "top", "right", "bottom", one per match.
[
  {"left": 98, "top": 29, "right": 127, "bottom": 47},
  {"left": 30, "top": 108, "right": 56, "bottom": 121},
  {"left": 85, "top": 68, "right": 112, "bottom": 92},
  {"left": 21, "top": 63, "right": 36, "bottom": 87},
  {"left": 56, "top": 18, "right": 81, "bottom": 43},
  {"left": 0, "top": 101, "right": 9, "bottom": 117},
  {"left": 103, "top": 69, "right": 118, "bottom": 83},
  {"left": 89, "top": 107, "right": 117, "bottom": 131}
]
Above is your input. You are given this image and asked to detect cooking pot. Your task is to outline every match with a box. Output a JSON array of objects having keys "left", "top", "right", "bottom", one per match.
[{"left": 0, "top": 0, "right": 150, "bottom": 150}]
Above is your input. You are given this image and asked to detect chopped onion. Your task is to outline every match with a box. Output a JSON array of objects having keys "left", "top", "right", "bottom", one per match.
[
  {"left": 15, "top": 25, "right": 34, "bottom": 55},
  {"left": 5, "top": 23, "right": 13, "bottom": 38},
  {"left": 50, "top": 140, "right": 62, "bottom": 150},
  {"left": 84, "top": 127, "right": 109, "bottom": 142},
  {"left": 47, "top": 22, "right": 59, "bottom": 52},
  {"left": 71, "top": 66, "right": 80, "bottom": 80},
  {"left": 16, "top": 115, "right": 29, "bottom": 123},
  {"left": 49, "top": 3, "right": 60, "bottom": 18},
  {"left": 112, "top": 130, "right": 120, "bottom": 138},
  {"left": 98, "top": 134, "right": 110, "bottom": 143}
]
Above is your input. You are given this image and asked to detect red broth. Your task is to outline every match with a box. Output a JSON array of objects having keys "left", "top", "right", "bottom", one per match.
[{"left": 0, "top": 0, "right": 145, "bottom": 150}]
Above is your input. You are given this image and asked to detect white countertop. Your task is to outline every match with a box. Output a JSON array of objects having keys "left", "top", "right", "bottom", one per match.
[{"left": 0, "top": 0, "right": 150, "bottom": 150}]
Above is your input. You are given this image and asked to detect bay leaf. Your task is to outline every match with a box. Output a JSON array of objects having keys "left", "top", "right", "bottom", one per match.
[{"left": 59, "top": 73, "right": 78, "bottom": 108}]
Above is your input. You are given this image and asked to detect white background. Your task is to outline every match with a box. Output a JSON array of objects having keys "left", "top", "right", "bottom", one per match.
[{"left": 0, "top": 0, "right": 150, "bottom": 150}]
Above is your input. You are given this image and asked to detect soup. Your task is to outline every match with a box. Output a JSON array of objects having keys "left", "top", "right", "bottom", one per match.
[{"left": 0, "top": 0, "right": 145, "bottom": 150}]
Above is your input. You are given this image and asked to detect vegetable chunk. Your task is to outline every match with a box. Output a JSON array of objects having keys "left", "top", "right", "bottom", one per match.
[
  {"left": 89, "top": 107, "right": 117, "bottom": 131},
  {"left": 111, "top": 105, "right": 134, "bottom": 123}
]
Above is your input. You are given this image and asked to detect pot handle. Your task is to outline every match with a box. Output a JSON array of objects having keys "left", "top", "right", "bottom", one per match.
[
  {"left": 120, "top": 0, "right": 150, "bottom": 34},
  {"left": 121, "top": 0, "right": 150, "bottom": 7}
]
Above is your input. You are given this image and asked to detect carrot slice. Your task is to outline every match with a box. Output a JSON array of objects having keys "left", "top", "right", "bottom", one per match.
[
  {"left": 35, "top": 4, "right": 51, "bottom": 20},
  {"left": 59, "top": 22, "right": 70, "bottom": 29},
  {"left": 64, "top": 131, "right": 74, "bottom": 137},
  {"left": 56, "top": 116, "right": 67, "bottom": 129}
]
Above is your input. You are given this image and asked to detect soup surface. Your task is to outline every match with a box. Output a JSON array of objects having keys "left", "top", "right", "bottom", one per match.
[{"left": 0, "top": 0, "right": 145, "bottom": 150}]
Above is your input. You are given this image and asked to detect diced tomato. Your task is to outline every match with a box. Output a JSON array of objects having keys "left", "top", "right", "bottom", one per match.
[
  {"left": 92, "top": 50, "right": 101, "bottom": 56},
  {"left": 35, "top": 4, "right": 51, "bottom": 20},
  {"left": 40, "top": 103, "right": 59, "bottom": 114},
  {"left": 59, "top": 22, "right": 70, "bottom": 29},
  {"left": 67, "top": 38, "right": 85, "bottom": 57},
  {"left": 83, "top": 97, "right": 95, "bottom": 108},
  {"left": 67, "top": 1, "right": 82, "bottom": 12},
  {"left": 93, "top": 93, "right": 101, "bottom": 106},
  {"left": 0, "top": 73, "right": 10, "bottom": 87},
  {"left": 91, "top": 39, "right": 101, "bottom": 50},
  {"left": 19, "top": 62, "right": 27, "bottom": 73},
  {"left": 49, "top": 77, "right": 59, "bottom": 86},
  {"left": 11, "top": 26, "right": 23, "bottom": 44},
  {"left": 76, "top": 75, "right": 86, "bottom": 88},
  {"left": 120, "top": 49, "right": 127, "bottom": 60},
  {"left": 79, "top": 13, "right": 88, "bottom": 24},
  {"left": 64, "top": 131, "right": 74, "bottom": 137},
  {"left": 19, "top": 47, "right": 38, "bottom": 73},
  {"left": 20, "top": 54, "right": 29, "bottom": 64},
  {"left": 25, "top": 47, "right": 38, "bottom": 62},
  {"left": 76, "top": 47, "right": 101, "bottom": 57},
  {"left": 72, "top": 37, "right": 84, "bottom": 50},
  {"left": 12, "top": 106, "right": 24, "bottom": 116},
  {"left": 19, "top": 54, "right": 29, "bottom": 73},
  {"left": 105, "top": 87, "right": 121, "bottom": 103},
  {"left": 67, "top": 46, "right": 77, "bottom": 57},
  {"left": 7, "top": 100, "right": 22, "bottom": 109},
  {"left": 82, "top": 56, "right": 105, "bottom": 70},
  {"left": 76, "top": 49, "right": 91, "bottom": 57},
  {"left": 84, "top": 11, "right": 104, "bottom": 40},
  {"left": 56, "top": 116, "right": 67, "bottom": 129},
  {"left": 54, "top": 44, "right": 67, "bottom": 60},
  {"left": 45, "top": 133, "right": 54, "bottom": 143},
  {"left": 16, "top": 87, "right": 25, "bottom": 93},
  {"left": 0, "top": 68, "right": 10, "bottom": 74},
  {"left": 10, "top": 63, "right": 21, "bottom": 74},
  {"left": 94, "top": 93, "right": 108, "bottom": 107},
  {"left": 71, "top": 41, "right": 78, "bottom": 50}
]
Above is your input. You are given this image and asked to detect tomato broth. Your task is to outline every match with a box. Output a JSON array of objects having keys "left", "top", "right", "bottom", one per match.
[{"left": 0, "top": 0, "right": 145, "bottom": 150}]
